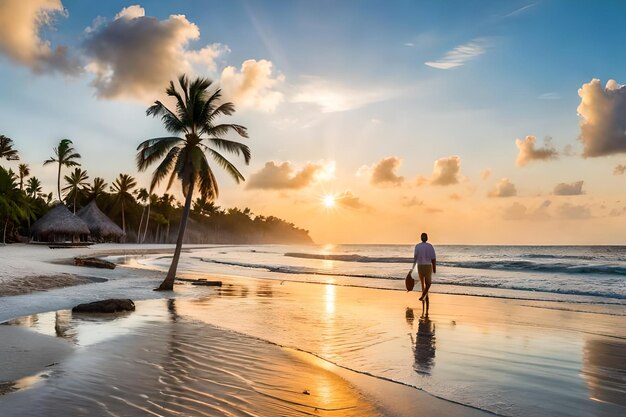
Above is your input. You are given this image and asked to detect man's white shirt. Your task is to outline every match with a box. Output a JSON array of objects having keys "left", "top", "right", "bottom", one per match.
[{"left": 414, "top": 242, "right": 436, "bottom": 265}]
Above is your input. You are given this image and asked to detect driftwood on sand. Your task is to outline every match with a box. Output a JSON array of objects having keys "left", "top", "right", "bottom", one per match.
[
  {"left": 175, "top": 277, "right": 223, "bottom": 286},
  {"left": 72, "top": 299, "right": 135, "bottom": 313},
  {"left": 74, "top": 257, "right": 116, "bottom": 269}
]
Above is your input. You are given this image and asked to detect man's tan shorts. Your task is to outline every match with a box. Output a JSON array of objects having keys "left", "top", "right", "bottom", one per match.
[{"left": 417, "top": 264, "right": 433, "bottom": 284}]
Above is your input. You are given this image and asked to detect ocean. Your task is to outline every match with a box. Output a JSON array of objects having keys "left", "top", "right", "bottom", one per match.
[{"left": 138, "top": 244, "right": 626, "bottom": 305}]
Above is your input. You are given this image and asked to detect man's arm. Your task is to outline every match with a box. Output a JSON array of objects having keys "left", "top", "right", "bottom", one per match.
[{"left": 431, "top": 258, "right": 436, "bottom": 274}]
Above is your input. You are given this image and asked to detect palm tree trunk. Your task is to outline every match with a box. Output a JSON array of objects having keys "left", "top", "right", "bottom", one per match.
[
  {"left": 3, "top": 218, "right": 8, "bottom": 245},
  {"left": 73, "top": 192, "right": 77, "bottom": 214},
  {"left": 142, "top": 203, "right": 151, "bottom": 243},
  {"left": 137, "top": 205, "right": 145, "bottom": 243},
  {"left": 156, "top": 178, "right": 195, "bottom": 291},
  {"left": 121, "top": 200, "right": 126, "bottom": 236},
  {"left": 57, "top": 163, "right": 61, "bottom": 203}
]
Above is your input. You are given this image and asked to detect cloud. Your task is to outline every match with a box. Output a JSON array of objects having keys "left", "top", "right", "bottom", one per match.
[
  {"left": 246, "top": 160, "right": 334, "bottom": 190},
  {"left": 291, "top": 76, "right": 395, "bottom": 112},
  {"left": 449, "top": 193, "right": 462, "bottom": 200},
  {"left": 425, "top": 207, "right": 443, "bottom": 214},
  {"left": 515, "top": 135, "right": 558, "bottom": 167},
  {"left": 557, "top": 203, "right": 591, "bottom": 219},
  {"left": 335, "top": 191, "right": 369, "bottom": 210},
  {"left": 82, "top": 6, "right": 229, "bottom": 100},
  {"left": 538, "top": 92, "right": 560, "bottom": 100},
  {"left": 362, "top": 156, "right": 404, "bottom": 186},
  {"left": 0, "top": 0, "right": 80, "bottom": 74},
  {"left": 488, "top": 178, "right": 517, "bottom": 197},
  {"left": 480, "top": 169, "right": 492, "bottom": 180},
  {"left": 577, "top": 79, "right": 626, "bottom": 157},
  {"left": 553, "top": 181, "right": 584, "bottom": 196},
  {"left": 504, "top": 3, "right": 537, "bottom": 18},
  {"left": 220, "top": 59, "right": 284, "bottom": 112},
  {"left": 614, "top": 164, "right": 626, "bottom": 175},
  {"left": 425, "top": 38, "right": 489, "bottom": 70},
  {"left": 401, "top": 196, "right": 423, "bottom": 208},
  {"left": 418, "top": 156, "right": 462, "bottom": 186},
  {"left": 503, "top": 200, "right": 551, "bottom": 221}
]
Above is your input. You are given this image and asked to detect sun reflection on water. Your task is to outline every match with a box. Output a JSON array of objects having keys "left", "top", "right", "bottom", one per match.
[{"left": 325, "top": 284, "right": 336, "bottom": 315}]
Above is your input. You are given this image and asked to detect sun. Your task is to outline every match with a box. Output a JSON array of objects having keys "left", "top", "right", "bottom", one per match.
[{"left": 323, "top": 194, "right": 336, "bottom": 208}]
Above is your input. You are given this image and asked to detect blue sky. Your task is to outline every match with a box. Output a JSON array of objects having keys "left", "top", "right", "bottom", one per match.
[{"left": 1, "top": 0, "right": 625, "bottom": 243}]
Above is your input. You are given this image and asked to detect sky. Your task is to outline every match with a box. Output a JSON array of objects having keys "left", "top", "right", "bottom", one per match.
[{"left": 1, "top": 0, "right": 625, "bottom": 244}]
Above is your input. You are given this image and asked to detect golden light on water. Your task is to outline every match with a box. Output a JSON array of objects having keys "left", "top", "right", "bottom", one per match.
[{"left": 325, "top": 284, "right": 336, "bottom": 315}]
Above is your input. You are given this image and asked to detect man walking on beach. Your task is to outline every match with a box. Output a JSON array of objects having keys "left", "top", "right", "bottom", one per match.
[{"left": 411, "top": 233, "right": 436, "bottom": 302}]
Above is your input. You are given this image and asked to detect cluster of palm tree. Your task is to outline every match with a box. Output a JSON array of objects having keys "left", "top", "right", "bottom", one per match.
[
  {"left": 1, "top": 74, "right": 314, "bottom": 292},
  {"left": 0, "top": 137, "right": 49, "bottom": 244}
]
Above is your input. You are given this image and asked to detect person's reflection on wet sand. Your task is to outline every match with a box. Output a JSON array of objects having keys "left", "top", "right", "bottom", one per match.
[{"left": 410, "top": 311, "right": 436, "bottom": 376}]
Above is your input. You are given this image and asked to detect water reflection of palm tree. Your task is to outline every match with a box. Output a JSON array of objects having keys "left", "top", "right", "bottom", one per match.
[
  {"left": 55, "top": 310, "right": 77, "bottom": 343},
  {"left": 411, "top": 314, "right": 436, "bottom": 376}
]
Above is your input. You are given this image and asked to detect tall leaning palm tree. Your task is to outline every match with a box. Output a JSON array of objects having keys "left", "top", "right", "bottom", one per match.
[
  {"left": 18, "top": 164, "right": 30, "bottom": 190},
  {"left": 43, "top": 139, "right": 81, "bottom": 203},
  {"left": 62, "top": 168, "right": 89, "bottom": 213},
  {"left": 0, "top": 135, "right": 19, "bottom": 162},
  {"left": 137, "top": 75, "right": 250, "bottom": 291},
  {"left": 110, "top": 173, "right": 137, "bottom": 235}
]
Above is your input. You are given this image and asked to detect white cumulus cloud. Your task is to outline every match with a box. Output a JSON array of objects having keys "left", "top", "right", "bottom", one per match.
[
  {"left": 553, "top": 181, "right": 584, "bottom": 196},
  {"left": 83, "top": 6, "right": 229, "bottom": 100},
  {"left": 220, "top": 59, "right": 284, "bottom": 112},
  {"left": 488, "top": 178, "right": 517, "bottom": 197},
  {"left": 0, "top": 0, "right": 80, "bottom": 74},
  {"left": 515, "top": 135, "right": 558, "bottom": 167},
  {"left": 577, "top": 79, "right": 626, "bottom": 157},
  {"left": 417, "top": 156, "right": 462, "bottom": 186}
]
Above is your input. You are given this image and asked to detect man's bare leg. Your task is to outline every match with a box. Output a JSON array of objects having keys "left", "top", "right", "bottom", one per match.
[{"left": 419, "top": 274, "right": 432, "bottom": 301}]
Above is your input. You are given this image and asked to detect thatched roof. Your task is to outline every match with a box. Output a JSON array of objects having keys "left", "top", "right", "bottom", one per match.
[
  {"left": 77, "top": 200, "right": 124, "bottom": 239},
  {"left": 31, "top": 204, "right": 90, "bottom": 236}
]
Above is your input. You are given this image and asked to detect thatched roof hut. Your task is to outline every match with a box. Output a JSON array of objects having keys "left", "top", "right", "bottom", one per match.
[
  {"left": 77, "top": 200, "right": 124, "bottom": 242},
  {"left": 31, "top": 204, "right": 90, "bottom": 243}
]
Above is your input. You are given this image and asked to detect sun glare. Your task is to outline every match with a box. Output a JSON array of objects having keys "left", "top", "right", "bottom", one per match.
[{"left": 323, "top": 194, "right": 336, "bottom": 208}]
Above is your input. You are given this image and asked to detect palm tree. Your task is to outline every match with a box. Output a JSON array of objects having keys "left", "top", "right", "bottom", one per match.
[
  {"left": 0, "top": 167, "right": 26, "bottom": 244},
  {"left": 26, "top": 177, "right": 43, "bottom": 199},
  {"left": 62, "top": 168, "right": 89, "bottom": 213},
  {"left": 89, "top": 177, "right": 108, "bottom": 200},
  {"left": 110, "top": 173, "right": 137, "bottom": 235},
  {"left": 135, "top": 187, "right": 149, "bottom": 243},
  {"left": 43, "top": 139, "right": 81, "bottom": 203},
  {"left": 137, "top": 75, "right": 250, "bottom": 291},
  {"left": 0, "top": 135, "right": 19, "bottom": 161},
  {"left": 18, "top": 164, "right": 29, "bottom": 190}
]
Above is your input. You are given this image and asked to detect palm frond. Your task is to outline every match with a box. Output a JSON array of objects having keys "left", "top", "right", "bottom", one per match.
[
  {"left": 147, "top": 101, "right": 186, "bottom": 134},
  {"left": 202, "top": 123, "right": 249, "bottom": 139},
  {"left": 137, "top": 137, "right": 183, "bottom": 171},
  {"left": 207, "top": 138, "right": 251, "bottom": 164},
  {"left": 198, "top": 155, "right": 219, "bottom": 200},
  {"left": 150, "top": 146, "right": 181, "bottom": 192},
  {"left": 207, "top": 101, "right": 236, "bottom": 123},
  {"left": 208, "top": 149, "right": 245, "bottom": 183}
]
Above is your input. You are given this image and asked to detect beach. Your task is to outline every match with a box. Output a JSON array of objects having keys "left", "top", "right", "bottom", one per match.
[{"left": 0, "top": 244, "right": 624, "bottom": 416}]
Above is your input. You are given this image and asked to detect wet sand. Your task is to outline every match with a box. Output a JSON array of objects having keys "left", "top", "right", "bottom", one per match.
[{"left": 0, "top": 299, "right": 491, "bottom": 417}]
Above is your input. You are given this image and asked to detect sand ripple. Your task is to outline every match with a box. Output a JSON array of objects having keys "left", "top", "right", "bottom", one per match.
[{"left": 0, "top": 301, "right": 380, "bottom": 417}]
